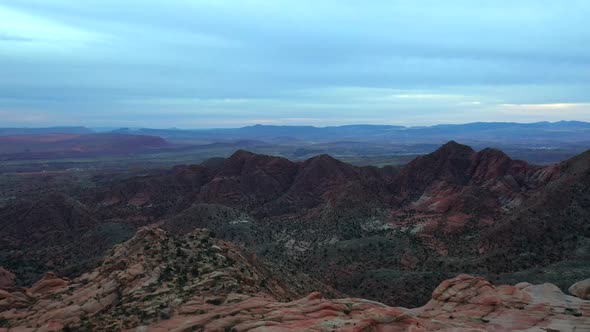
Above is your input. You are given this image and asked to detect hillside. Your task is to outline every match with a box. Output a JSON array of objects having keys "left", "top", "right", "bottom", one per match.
[
  {"left": 0, "top": 141, "right": 589, "bottom": 307},
  {"left": 0, "top": 228, "right": 588, "bottom": 331}
]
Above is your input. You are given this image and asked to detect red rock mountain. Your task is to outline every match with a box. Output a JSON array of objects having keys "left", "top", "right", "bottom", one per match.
[
  {"left": 98, "top": 141, "right": 547, "bottom": 222},
  {"left": 1, "top": 141, "right": 588, "bottom": 308},
  {"left": 199, "top": 150, "right": 299, "bottom": 209},
  {"left": 1, "top": 228, "right": 588, "bottom": 331},
  {"left": 392, "top": 141, "right": 545, "bottom": 211},
  {"left": 479, "top": 149, "right": 590, "bottom": 271}
]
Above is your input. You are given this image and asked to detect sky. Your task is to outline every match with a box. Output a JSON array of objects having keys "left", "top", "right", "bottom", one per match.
[{"left": 0, "top": 0, "right": 589, "bottom": 128}]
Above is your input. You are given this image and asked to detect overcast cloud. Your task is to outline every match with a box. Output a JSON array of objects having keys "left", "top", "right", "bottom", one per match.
[{"left": 0, "top": 0, "right": 589, "bottom": 127}]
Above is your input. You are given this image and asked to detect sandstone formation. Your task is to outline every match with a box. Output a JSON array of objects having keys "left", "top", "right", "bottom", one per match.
[
  {"left": 141, "top": 274, "right": 590, "bottom": 332},
  {"left": 1, "top": 228, "right": 589, "bottom": 331},
  {"left": 570, "top": 278, "right": 590, "bottom": 300},
  {"left": 0, "top": 227, "right": 334, "bottom": 331}
]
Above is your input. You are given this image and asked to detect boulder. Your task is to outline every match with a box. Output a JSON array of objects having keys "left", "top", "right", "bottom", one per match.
[
  {"left": 569, "top": 278, "right": 590, "bottom": 300},
  {"left": 28, "top": 272, "right": 69, "bottom": 295}
]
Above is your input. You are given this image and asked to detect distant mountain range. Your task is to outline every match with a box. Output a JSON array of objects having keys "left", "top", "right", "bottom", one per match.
[
  {"left": 1, "top": 122, "right": 588, "bottom": 166},
  {"left": 2, "top": 121, "right": 590, "bottom": 144},
  {"left": 113, "top": 121, "right": 590, "bottom": 144}
]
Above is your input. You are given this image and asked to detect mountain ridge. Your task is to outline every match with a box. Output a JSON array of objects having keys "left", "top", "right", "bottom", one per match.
[{"left": 1, "top": 141, "right": 589, "bottom": 308}]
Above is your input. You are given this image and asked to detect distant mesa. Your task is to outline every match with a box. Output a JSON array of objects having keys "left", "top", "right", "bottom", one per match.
[{"left": 0, "top": 133, "right": 170, "bottom": 160}]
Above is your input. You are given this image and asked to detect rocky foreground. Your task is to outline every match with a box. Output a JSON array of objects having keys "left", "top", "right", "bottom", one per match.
[{"left": 1, "top": 228, "right": 589, "bottom": 331}]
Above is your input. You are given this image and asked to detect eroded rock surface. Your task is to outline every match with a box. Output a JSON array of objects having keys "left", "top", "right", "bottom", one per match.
[
  {"left": 0, "top": 227, "right": 334, "bottom": 331},
  {"left": 136, "top": 274, "right": 590, "bottom": 332},
  {"left": 0, "top": 228, "right": 588, "bottom": 331},
  {"left": 570, "top": 278, "right": 590, "bottom": 300}
]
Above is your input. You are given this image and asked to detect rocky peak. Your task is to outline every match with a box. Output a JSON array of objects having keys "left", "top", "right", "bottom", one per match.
[
  {"left": 218, "top": 149, "right": 256, "bottom": 175},
  {"left": 435, "top": 140, "right": 476, "bottom": 157},
  {"left": 200, "top": 150, "right": 298, "bottom": 208},
  {"left": 0, "top": 227, "right": 331, "bottom": 331},
  {"left": 476, "top": 147, "right": 510, "bottom": 161},
  {"left": 298, "top": 154, "right": 357, "bottom": 180},
  {"left": 471, "top": 147, "right": 528, "bottom": 181},
  {"left": 394, "top": 141, "right": 476, "bottom": 194},
  {"left": 228, "top": 149, "right": 255, "bottom": 161},
  {"left": 303, "top": 153, "right": 340, "bottom": 164},
  {"left": 219, "top": 149, "right": 296, "bottom": 177}
]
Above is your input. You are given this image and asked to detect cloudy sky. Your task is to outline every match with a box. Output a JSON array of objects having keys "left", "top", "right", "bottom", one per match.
[{"left": 0, "top": 1, "right": 589, "bottom": 128}]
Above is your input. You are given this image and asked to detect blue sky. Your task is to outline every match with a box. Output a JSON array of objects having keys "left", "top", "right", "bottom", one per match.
[{"left": 0, "top": 0, "right": 589, "bottom": 128}]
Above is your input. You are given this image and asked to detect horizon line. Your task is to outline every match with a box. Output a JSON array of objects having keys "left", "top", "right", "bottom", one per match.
[{"left": 1, "top": 120, "right": 589, "bottom": 131}]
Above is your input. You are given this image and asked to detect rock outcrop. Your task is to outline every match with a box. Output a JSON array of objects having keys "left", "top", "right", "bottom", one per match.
[
  {"left": 570, "top": 278, "right": 590, "bottom": 300},
  {"left": 1, "top": 228, "right": 588, "bottom": 331},
  {"left": 142, "top": 274, "right": 590, "bottom": 332},
  {"left": 0, "top": 227, "right": 334, "bottom": 331},
  {"left": 27, "top": 272, "right": 69, "bottom": 295}
]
